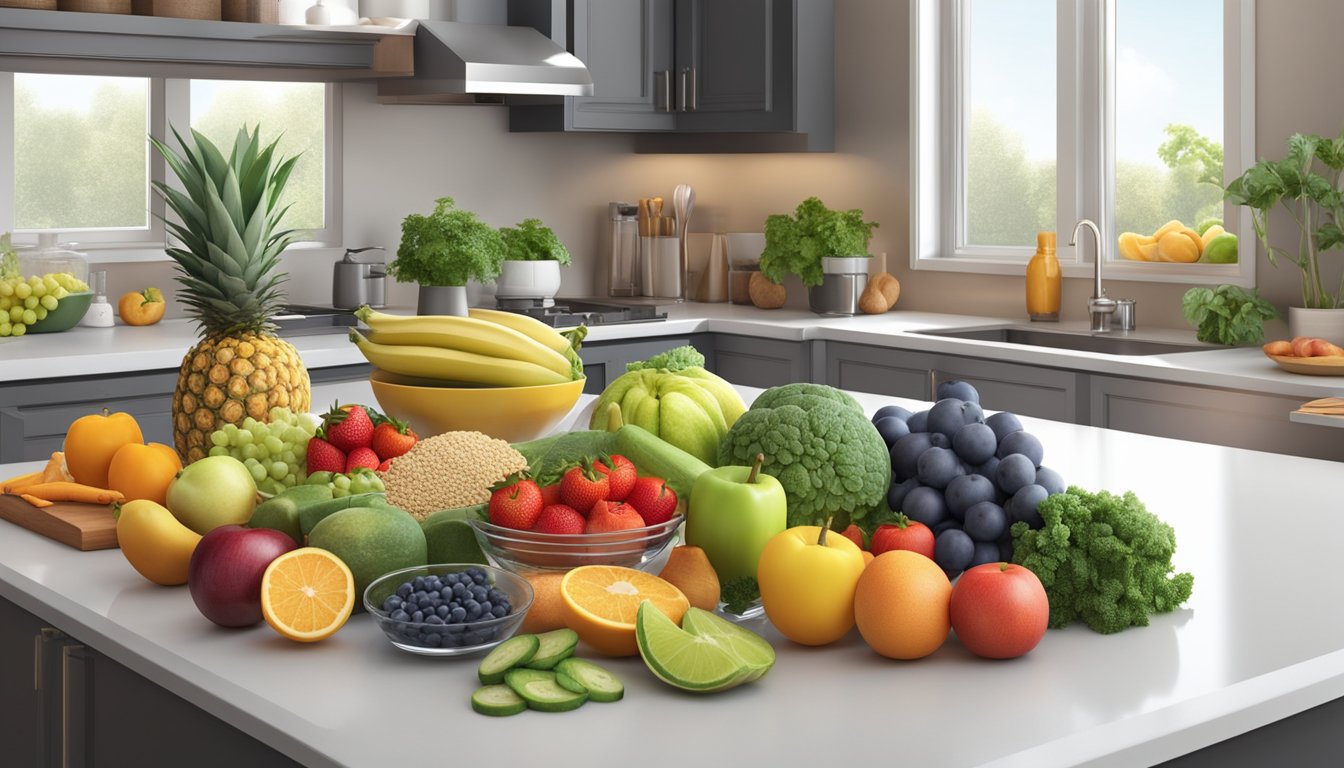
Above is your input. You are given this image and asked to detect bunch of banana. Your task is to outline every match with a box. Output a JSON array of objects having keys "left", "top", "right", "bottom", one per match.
[{"left": 350, "top": 306, "right": 585, "bottom": 387}]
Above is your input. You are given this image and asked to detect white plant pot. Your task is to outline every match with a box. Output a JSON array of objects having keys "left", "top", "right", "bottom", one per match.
[
  {"left": 1287, "top": 306, "right": 1344, "bottom": 345},
  {"left": 495, "top": 260, "right": 562, "bottom": 306}
]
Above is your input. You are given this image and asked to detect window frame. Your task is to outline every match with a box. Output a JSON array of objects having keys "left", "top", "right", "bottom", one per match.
[
  {"left": 909, "top": 0, "right": 1256, "bottom": 288},
  {"left": 0, "top": 70, "right": 342, "bottom": 264}
]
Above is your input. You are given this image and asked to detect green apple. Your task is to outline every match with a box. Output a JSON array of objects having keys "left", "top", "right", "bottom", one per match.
[
  {"left": 166, "top": 456, "right": 258, "bottom": 535},
  {"left": 757, "top": 525, "right": 866, "bottom": 645},
  {"left": 685, "top": 453, "right": 786, "bottom": 584}
]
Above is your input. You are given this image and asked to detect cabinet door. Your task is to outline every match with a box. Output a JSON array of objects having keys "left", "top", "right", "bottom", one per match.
[
  {"left": 568, "top": 0, "right": 677, "bottom": 131},
  {"left": 826, "top": 342, "right": 935, "bottom": 400},
  {"left": 931, "top": 357, "right": 1084, "bottom": 424},
  {"left": 714, "top": 334, "right": 811, "bottom": 388},
  {"left": 674, "top": 0, "right": 794, "bottom": 132},
  {"left": 0, "top": 598, "right": 43, "bottom": 767},
  {"left": 1090, "top": 375, "right": 1344, "bottom": 462}
]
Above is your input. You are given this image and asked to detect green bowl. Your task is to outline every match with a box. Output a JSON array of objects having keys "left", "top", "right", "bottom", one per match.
[{"left": 28, "top": 291, "right": 93, "bottom": 333}]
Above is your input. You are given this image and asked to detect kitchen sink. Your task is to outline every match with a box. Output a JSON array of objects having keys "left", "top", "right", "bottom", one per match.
[{"left": 912, "top": 325, "right": 1211, "bottom": 356}]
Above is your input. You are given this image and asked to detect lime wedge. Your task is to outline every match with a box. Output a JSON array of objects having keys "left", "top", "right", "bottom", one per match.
[
  {"left": 679, "top": 607, "right": 776, "bottom": 682},
  {"left": 635, "top": 601, "right": 748, "bottom": 693}
]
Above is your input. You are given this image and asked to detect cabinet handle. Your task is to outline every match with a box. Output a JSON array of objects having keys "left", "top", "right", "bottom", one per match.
[
  {"left": 928, "top": 369, "right": 938, "bottom": 399},
  {"left": 687, "top": 67, "right": 697, "bottom": 111},
  {"left": 654, "top": 70, "right": 672, "bottom": 112},
  {"left": 62, "top": 644, "right": 86, "bottom": 768},
  {"left": 34, "top": 633, "right": 42, "bottom": 691},
  {"left": 678, "top": 67, "right": 698, "bottom": 111}
]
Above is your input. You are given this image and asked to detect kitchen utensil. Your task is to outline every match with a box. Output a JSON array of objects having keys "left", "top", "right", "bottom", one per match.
[
  {"left": 471, "top": 515, "right": 682, "bottom": 573},
  {"left": 0, "top": 495, "right": 117, "bottom": 551},
  {"left": 640, "top": 235, "right": 681, "bottom": 298},
  {"left": 608, "top": 202, "right": 640, "bottom": 297},
  {"left": 332, "top": 246, "right": 386, "bottom": 310},
  {"left": 700, "top": 234, "right": 729, "bottom": 302},
  {"left": 673, "top": 184, "right": 694, "bottom": 302},
  {"left": 1115, "top": 298, "right": 1137, "bottom": 331}
]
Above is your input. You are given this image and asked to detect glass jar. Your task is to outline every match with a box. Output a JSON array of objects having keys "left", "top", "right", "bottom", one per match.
[{"left": 19, "top": 233, "right": 90, "bottom": 286}]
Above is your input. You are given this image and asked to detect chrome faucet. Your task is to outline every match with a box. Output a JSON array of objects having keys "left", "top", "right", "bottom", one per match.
[{"left": 1070, "top": 219, "right": 1117, "bottom": 332}]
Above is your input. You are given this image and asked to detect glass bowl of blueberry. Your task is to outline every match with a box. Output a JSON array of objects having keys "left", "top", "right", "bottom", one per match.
[{"left": 363, "top": 564, "right": 533, "bottom": 656}]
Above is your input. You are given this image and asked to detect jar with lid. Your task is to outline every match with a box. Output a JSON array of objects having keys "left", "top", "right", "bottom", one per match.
[
  {"left": 19, "top": 233, "right": 90, "bottom": 287},
  {"left": 1025, "top": 231, "right": 1060, "bottom": 321}
]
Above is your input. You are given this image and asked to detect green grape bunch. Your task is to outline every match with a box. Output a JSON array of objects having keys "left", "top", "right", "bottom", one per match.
[
  {"left": 0, "top": 272, "right": 89, "bottom": 337},
  {"left": 207, "top": 407, "right": 319, "bottom": 496}
]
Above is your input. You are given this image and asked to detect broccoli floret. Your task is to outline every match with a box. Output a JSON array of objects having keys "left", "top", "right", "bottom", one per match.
[
  {"left": 719, "top": 385, "right": 890, "bottom": 528},
  {"left": 1011, "top": 486, "right": 1194, "bottom": 634},
  {"left": 626, "top": 344, "right": 706, "bottom": 373},
  {"left": 720, "top": 577, "right": 760, "bottom": 615}
]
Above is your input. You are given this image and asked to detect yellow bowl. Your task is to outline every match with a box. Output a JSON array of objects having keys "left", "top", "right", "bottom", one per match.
[{"left": 368, "top": 369, "right": 586, "bottom": 442}]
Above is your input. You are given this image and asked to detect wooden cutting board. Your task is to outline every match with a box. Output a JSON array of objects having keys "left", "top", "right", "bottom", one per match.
[{"left": 0, "top": 494, "right": 118, "bottom": 551}]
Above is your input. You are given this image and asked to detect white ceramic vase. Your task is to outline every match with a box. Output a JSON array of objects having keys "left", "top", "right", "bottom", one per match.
[
  {"left": 495, "top": 260, "right": 562, "bottom": 306},
  {"left": 1287, "top": 306, "right": 1344, "bottom": 345}
]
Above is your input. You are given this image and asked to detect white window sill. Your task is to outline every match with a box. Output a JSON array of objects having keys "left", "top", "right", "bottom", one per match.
[{"left": 911, "top": 253, "right": 1253, "bottom": 287}]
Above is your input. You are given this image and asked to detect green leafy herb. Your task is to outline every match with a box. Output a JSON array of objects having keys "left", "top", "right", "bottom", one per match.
[
  {"left": 1225, "top": 127, "right": 1344, "bottom": 309},
  {"left": 388, "top": 197, "right": 504, "bottom": 287},
  {"left": 720, "top": 577, "right": 761, "bottom": 616},
  {"left": 760, "top": 197, "right": 879, "bottom": 288},
  {"left": 625, "top": 344, "right": 706, "bottom": 373},
  {"left": 1011, "top": 487, "right": 1194, "bottom": 634},
  {"left": 1181, "top": 284, "right": 1276, "bottom": 345},
  {"left": 498, "top": 218, "right": 571, "bottom": 265}
]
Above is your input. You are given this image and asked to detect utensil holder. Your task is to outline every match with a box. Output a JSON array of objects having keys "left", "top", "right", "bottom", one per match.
[{"left": 640, "top": 236, "right": 682, "bottom": 299}]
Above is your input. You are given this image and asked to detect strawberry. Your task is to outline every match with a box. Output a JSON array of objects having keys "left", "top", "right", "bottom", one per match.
[
  {"left": 305, "top": 436, "right": 346, "bottom": 475},
  {"left": 371, "top": 417, "right": 418, "bottom": 461},
  {"left": 539, "top": 483, "right": 563, "bottom": 507},
  {"left": 594, "top": 454, "right": 637, "bottom": 501},
  {"left": 625, "top": 476, "right": 678, "bottom": 526},
  {"left": 839, "top": 524, "right": 867, "bottom": 551},
  {"left": 532, "top": 504, "right": 586, "bottom": 535},
  {"left": 559, "top": 460, "right": 610, "bottom": 515},
  {"left": 345, "top": 446, "right": 380, "bottom": 474},
  {"left": 489, "top": 477, "right": 545, "bottom": 530},
  {"left": 377, "top": 458, "right": 393, "bottom": 473},
  {"left": 322, "top": 403, "right": 374, "bottom": 453}
]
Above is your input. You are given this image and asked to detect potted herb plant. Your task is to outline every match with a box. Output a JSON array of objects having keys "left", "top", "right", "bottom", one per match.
[
  {"left": 759, "top": 197, "right": 879, "bottom": 315},
  {"left": 388, "top": 197, "right": 505, "bottom": 316},
  {"left": 1225, "top": 127, "right": 1344, "bottom": 341},
  {"left": 496, "top": 218, "right": 571, "bottom": 307}
]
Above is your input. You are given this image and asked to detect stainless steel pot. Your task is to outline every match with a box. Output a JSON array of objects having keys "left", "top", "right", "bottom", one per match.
[{"left": 807, "top": 256, "right": 871, "bottom": 315}]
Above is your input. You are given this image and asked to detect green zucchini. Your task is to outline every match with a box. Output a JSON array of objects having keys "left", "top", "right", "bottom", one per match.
[{"left": 614, "top": 424, "right": 713, "bottom": 500}]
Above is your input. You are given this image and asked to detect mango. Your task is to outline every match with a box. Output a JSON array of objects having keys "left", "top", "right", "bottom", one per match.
[
  {"left": 1203, "top": 233, "right": 1238, "bottom": 264},
  {"left": 1151, "top": 219, "right": 1186, "bottom": 243},
  {"left": 1178, "top": 227, "right": 1204, "bottom": 257},
  {"left": 1156, "top": 231, "right": 1200, "bottom": 263},
  {"left": 1117, "top": 232, "right": 1156, "bottom": 261}
]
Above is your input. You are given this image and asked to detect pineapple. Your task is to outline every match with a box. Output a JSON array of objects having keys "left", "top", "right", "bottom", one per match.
[{"left": 151, "top": 126, "right": 311, "bottom": 464}]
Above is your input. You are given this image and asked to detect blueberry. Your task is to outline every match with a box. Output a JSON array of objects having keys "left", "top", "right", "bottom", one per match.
[
  {"left": 445, "top": 572, "right": 460, "bottom": 584},
  {"left": 496, "top": 599, "right": 511, "bottom": 613},
  {"left": 931, "top": 518, "right": 960, "bottom": 535},
  {"left": 450, "top": 606, "right": 467, "bottom": 623},
  {"left": 391, "top": 609, "right": 409, "bottom": 622},
  {"left": 902, "top": 485, "right": 948, "bottom": 528},
  {"left": 396, "top": 583, "right": 413, "bottom": 599},
  {"left": 985, "top": 411, "right": 1024, "bottom": 443},
  {"left": 887, "top": 477, "right": 921, "bottom": 513},
  {"left": 969, "top": 541, "right": 1001, "bottom": 568},
  {"left": 436, "top": 605, "right": 450, "bottom": 619},
  {"left": 934, "top": 528, "right": 975, "bottom": 575},
  {"left": 928, "top": 398, "right": 979, "bottom": 438},
  {"left": 928, "top": 432, "right": 951, "bottom": 449},
  {"left": 945, "top": 473, "right": 996, "bottom": 520},
  {"left": 872, "top": 404, "right": 914, "bottom": 424},
  {"left": 936, "top": 379, "right": 980, "bottom": 404},
  {"left": 891, "top": 432, "right": 936, "bottom": 481},
  {"left": 385, "top": 595, "right": 403, "bottom": 610},
  {"left": 417, "top": 595, "right": 432, "bottom": 609},
  {"left": 997, "top": 431, "right": 1044, "bottom": 467},
  {"left": 1035, "top": 466, "right": 1066, "bottom": 496},
  {"left": 411, "top": 610, "right": 424, "bottom": 623},
  {"left": 452, "top": 583, "right": 467, "bottom": 598},
  {"left": 422, "top": 633, "right": 442, "bottom": 648},
  {"left": 1006, "top": 484, "right": 1049, "bottom": 528},
  {"left": 468, "top": 569, "right": 487, "bottom": 584},
  {"left": 916, "top": 446, "right": 964, "bottom": 489},
  {"left": 491, "top": 604, "right": 509, "bottom": 618},
  {"left": 479, "top": 601, "right": 493, "bottom": 615},
  {"left": 466, "top": 605, "right": 483, "bottom": 621},
  {"left": 413, "top": 576, "right": 427, "bottom": 591},
  {"left": 974, "top": 456, "right": 1001, "bottom": 482},
  {"left": 425, "top": 577, "right": 442, "bottom": 591},
  {"left": 487, "top": 588, "right": 506, "bottom": 603},
  {"left": 470, "top": 585, "right": 488, "bottom": 601},
  {"left": 907, "top": 409, "right": 930, "bottom": 433},
  {"left": 874, "top": 416, "right": 911, "bottom": 447},
  {"left": 426, "top": 615, "right": 444, "bottom": 625},
  {"left": 952, "top": 422, "right": 997, "bottom": 465},
  {"left": 962, "top": 501, "right": 1008, "bottom": 542},
  {"left": 996, "top": 453, "right": 1037, "bottom": 496}
]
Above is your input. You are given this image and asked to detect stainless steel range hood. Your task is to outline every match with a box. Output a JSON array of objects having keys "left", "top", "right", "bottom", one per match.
[{"left": 376, "top": 19, "right": 592, "bottom": 105}]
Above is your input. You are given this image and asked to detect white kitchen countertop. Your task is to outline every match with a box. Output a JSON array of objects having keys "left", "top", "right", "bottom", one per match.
[
  {"left": 2, "top": 384, "right": 1343, "bottom": 767},
  {"left": 1, "top": 303, "right": 1339, "bottom": 400}
]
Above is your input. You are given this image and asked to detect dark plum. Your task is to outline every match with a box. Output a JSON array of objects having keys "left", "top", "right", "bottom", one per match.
[
  {"left": 997, "top": 430, "right": 1044, "bottom": 467},
  {"left": 872, "top": 404, "right": 914, "bottom": 424},
  {"left": 934, "top": 528, "right": 975, "bottom": 575},
  {"left": 1006, "top": 484, "right": 1049, "bottom": 528},
  {"left": 916, "top": 446, "right": 964, "bottom": 489},
  {"left": 902, "top": 486, "right": 948, "bottom": 529},
  {"left": 944, "top": 473, "right": 997, "bottom": 520},
  {"left": 890, "top": 432, "right": 936, "bottom": 481},
  {"left": 985, "top": 411, "right": 1024, "bottom": 443},
  {"left": 874, "top": 416, "right": 911, "bottom": 447},
  {"left": 1035, "top": 466, "right": 1066, "bottom": 496},
  {"left": 936, "top": 379, "right": 981, "bottom": 404},
  {"left": 887, "top": 477, "right": 921, "bottom": 512},
  {"left": 951, "top": 422, "right": 997, "bottom": 465},
  {"left": 907, "top": 409, "right": 930, "bottom": 433},
  {"left": 962, "top": 501, "right": 1008, "bottom": 542},
  {"left": 995, "top": 453, "right": 1037, "bottom": 496}
]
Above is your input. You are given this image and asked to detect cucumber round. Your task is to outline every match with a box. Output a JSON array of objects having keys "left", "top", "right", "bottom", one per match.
[
  {"left": 471, "top": 684, "right": 526, "bottom": 717},
  {"left": 554, "top": 657, "right": 624, "bottom": 703},
  {"left": 504, "top": 669, "right": 588, "bottom": 713},
  {"left": 523, "top": 628, "right": 579, "bottom": 670},
  {"left": 478, "top": 634, "right": 541, "bottom": 684}
]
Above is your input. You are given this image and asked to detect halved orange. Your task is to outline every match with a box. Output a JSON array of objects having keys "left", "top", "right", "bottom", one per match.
[
  {"left": 559, "top": 565, "right": 689, "bottom": 656},
  {"left": 260, "top": 547, "right": 356, "bottom": 643}
]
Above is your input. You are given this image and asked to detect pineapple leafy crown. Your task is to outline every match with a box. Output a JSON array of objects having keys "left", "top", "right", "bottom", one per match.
[{"left": 150, "top": 125, "right": 300, "bottom": 338}]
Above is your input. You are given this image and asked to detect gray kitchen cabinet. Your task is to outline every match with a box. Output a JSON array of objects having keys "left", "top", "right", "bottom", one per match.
[
  {"left": 823, "top": 342, "right": 1086, "bottom": 423},
  {"left": 0, "top": 364, "right": 373, "bottom": 463},
  {"left": 713, "top": 334, "right": 814, "bottom": 389},
  {"left": 1089, "top": 375, "right": 1344, "bottom": 462},
  {"left": 0, "top": 597, "right": 44, "bottom": 766},
  {"left": 510, "top": 0, "right": 833, "bottom": 150}
]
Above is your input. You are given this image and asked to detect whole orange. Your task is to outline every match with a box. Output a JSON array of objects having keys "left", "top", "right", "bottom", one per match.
[
  {"left": 64, "top": 411, "right": 144, "bottom": 489},
  {"left": 108, "top": 442, "right": 183, "bottom": 505},
  {"left": 853, "top": 550, "right": 951, "bottom": 660}
]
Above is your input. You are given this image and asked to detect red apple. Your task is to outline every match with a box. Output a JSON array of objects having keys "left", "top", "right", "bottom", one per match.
[
  {"left": 949, "top": 562, "right": 1049, "bottom": 659},
  {"left": 187, "top": 525, "right": 296, "bottom": 628}
]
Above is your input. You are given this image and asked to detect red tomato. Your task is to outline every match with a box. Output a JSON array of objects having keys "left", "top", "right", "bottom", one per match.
[
  {"left": 949, "top": 562, "right": 1049, "bottom": 659},
  {"left": 869, "top": 514, "right": 934, "bottom": 560}
]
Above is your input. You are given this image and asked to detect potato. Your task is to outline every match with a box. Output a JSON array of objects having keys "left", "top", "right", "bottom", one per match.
[
  {"left": 858, "top": 281, "right": 889, "bottom": 314},
  {"left": 748, "top": 271, "right": 787, "bottom": 309},
  {"left": 871, "top": 272, "right": 901, "bottom": 307}
]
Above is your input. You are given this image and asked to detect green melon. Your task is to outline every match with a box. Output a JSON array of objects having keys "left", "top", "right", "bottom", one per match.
[{"left": 307, "top": 506, "right": 428, "bottom": 607}]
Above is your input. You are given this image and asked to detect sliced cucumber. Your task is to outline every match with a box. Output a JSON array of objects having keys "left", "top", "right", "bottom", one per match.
[
  {"left": 554, "top": 670, "right": 587, "bottom": 695},
  {"left": 504, "top": 669, "right": 588, "bottom": 712},
  {"left": 523, "top": 628, "right": 579, "bottom": 670},
  {"left": 471, "top": 684, "right": 527, "bottom": 717},
  {"left": 554, "top": 658, "right": 624, "bottom": 703},
  {"left": 477, "top": 634, "right": 541, "bottom": 684}
]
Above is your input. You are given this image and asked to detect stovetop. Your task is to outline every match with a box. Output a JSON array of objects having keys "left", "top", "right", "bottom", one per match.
[{"left": 495, "top": 299, "right": 666, "bottom": 327}]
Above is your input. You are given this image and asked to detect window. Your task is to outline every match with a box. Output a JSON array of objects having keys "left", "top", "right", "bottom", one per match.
[
  {"left": 911, "top": 0, "right": 1255, "bottom": 286},
  {"left": 1, "top": 73, "right": 340, "bottom": 259}
]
